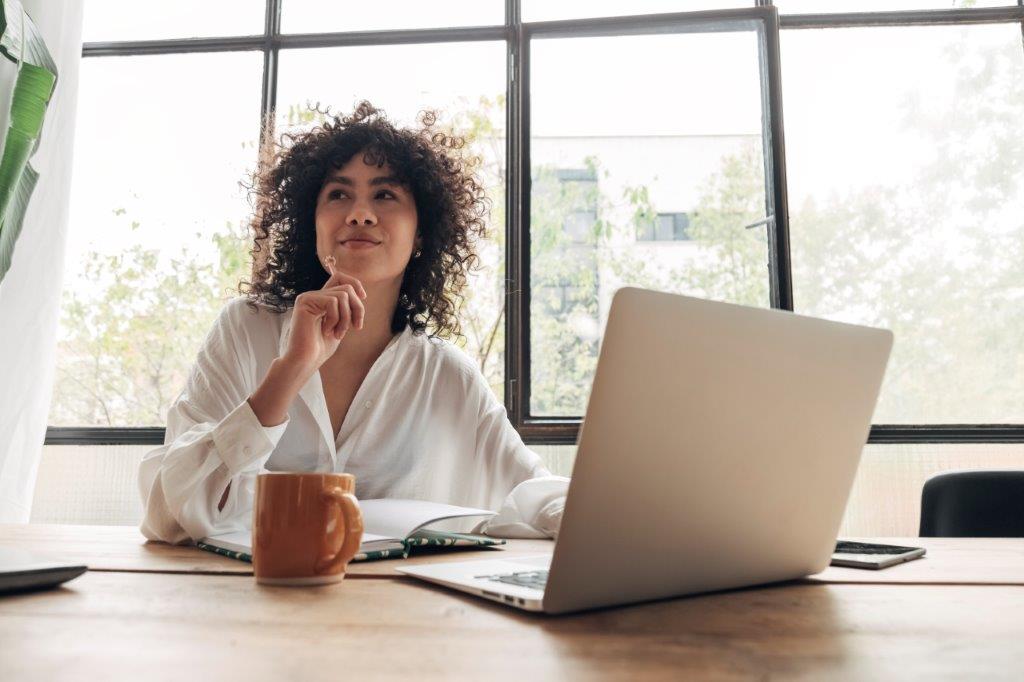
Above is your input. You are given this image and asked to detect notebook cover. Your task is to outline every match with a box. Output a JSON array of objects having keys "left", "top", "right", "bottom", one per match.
[
  {"left": 404, "top": 530, "right": 507, "bottom": 551},
  {"left": 197, "top": 530, "right": 505, "bottom": 564},
  {"left": 196, "top": 541, "right": 252, "bottom": 563},
  {"left": 195, "top": 542, "right": 405, "bottom": 564}
]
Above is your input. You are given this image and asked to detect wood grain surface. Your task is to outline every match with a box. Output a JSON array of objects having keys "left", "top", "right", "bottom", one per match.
[
  {"left": 2, "top": 570, "right": 1023, "bottom": 681},
  {"left": 6, "top": 525, "right": 1023, "bottom": 585}
]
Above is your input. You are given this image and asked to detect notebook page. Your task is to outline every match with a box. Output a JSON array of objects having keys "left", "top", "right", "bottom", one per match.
[{"left": 359, "top": 499, "right": 496, "bottom": 540}]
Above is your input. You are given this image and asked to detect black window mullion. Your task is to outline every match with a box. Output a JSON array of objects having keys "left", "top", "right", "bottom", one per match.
[
  {"left": 506, "top": 0, "right": 529, "bottom": 431},
  {"left": 870, "top": 425, "right": 1024, "bottom": 445},
  {"left": 42, "top": 424, "right": 1024, "bottom": 447},
  {"left": 778, "top": 6, "right": 1024, "bottom": 29},
  {"left": 259, "top": 0, "right": 282, "bottom": 135},
  {"left": 758, "top": 9, "right": 793, "bottom": 311},
  {"left": 80, "top": 35, "right": 265, "bottom": 57},
  {"left": 1019, "top": 0, "right": 1024, "bottom": 55},
  {"left": 45, "top": 428, "right": 166, "bottom": 446}
]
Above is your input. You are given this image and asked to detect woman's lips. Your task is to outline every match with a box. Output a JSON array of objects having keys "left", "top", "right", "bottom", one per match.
[{"left": 341, "top": 240, "right": 380, "bottom": 250}]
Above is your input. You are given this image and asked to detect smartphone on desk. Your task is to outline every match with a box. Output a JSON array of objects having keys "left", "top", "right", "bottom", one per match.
[{"left": 830, "top": 540, "right": 926, "bottom": 569}]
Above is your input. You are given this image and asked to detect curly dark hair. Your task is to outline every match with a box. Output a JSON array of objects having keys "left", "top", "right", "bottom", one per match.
[{"left": 239, "top": 100, "right": 491, "bottom": 341}]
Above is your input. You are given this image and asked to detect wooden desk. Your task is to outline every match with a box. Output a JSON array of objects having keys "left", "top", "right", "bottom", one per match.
[
  {"left": 5, "top": 525, "right": 1024, "bottom": 584},
  {"left": 3, "top": 525, "right": 1024, "bottom": 679},
  {"left": 2, "top": 570, "right": 1022, "bottom": 680},
  {"left": 0, "top": 524, "right": 250, "bottom": 575}
]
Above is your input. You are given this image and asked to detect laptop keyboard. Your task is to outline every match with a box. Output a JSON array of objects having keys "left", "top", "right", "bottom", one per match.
[{"left": 476, "top": 569, "right": 549, "bottom": 591}]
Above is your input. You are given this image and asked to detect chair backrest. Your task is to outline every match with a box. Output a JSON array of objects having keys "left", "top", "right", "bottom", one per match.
[{"left": 919, "top": 470, "right": 1024, "bottom": 537}]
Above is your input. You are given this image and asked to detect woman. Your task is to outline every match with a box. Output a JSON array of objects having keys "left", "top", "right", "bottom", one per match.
[{"left": 138, "top": 101, "right": 567, "bottom": 544}]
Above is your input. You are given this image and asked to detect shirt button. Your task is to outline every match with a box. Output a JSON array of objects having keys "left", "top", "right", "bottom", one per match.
[
  {"left": 364, "top": 400, "right": 372, "bottom": 409},
  {"left": 243, "top": 446, "right": 252, "bottom": 456}
]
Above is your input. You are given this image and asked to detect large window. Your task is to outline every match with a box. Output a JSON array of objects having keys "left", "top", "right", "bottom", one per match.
[{"left": 51, "top": 1, "right": 1024, "bottom": 461}]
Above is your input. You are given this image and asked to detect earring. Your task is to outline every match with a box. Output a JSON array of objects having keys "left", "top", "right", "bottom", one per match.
[{"left": 413, "top": 249, "right": 422, "bottom": 258}]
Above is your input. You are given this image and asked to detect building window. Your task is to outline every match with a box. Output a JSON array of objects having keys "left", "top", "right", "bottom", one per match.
[{"left": 637, "top": 212, "right": 692, "bottom": 242}]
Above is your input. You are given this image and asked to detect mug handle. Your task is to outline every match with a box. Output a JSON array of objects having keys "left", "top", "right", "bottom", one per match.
[{"left": 315, "top": 488, "right": 364, "bottom": 576}]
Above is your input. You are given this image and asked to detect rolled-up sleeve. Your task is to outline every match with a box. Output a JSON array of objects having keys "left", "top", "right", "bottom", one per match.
[{"left": 138, "top": 301, "right": 289, "bottom": 544}]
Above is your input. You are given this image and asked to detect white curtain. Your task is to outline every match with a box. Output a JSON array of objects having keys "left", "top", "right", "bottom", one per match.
[{"left": 0, "top": 0, "right": 83, "bottom": 522}]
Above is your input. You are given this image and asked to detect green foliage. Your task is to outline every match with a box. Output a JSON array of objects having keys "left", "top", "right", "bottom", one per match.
[
  {"left": 50, "top": 219, "right": 250, "bottom": 426},
  {"left": 0, "top": 0, "right": 58, "bottom": 283}
]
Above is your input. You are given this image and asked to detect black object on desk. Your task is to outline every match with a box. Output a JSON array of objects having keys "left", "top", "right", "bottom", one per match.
[
  {"left": 0, "top": 547, "right": 87, "bottom": 594},
  {"left": 831, "top": 540, "right": 927, "bottom": 569}
]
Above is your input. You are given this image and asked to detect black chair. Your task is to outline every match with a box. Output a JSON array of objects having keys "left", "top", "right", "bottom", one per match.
[{"left": 919, "top": 470, "right": 1024, "bottom": 537}]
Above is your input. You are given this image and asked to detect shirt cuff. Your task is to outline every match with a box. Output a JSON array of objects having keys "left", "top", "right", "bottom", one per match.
[
  {"left": 212, "top": 399, "right": 290, "bottom": 475},
  {"left": 262, "top": 419, "right": 289, "bottom": 445},
  {"left": 481, "top": 476, "right": 569, "bottom": 539}
]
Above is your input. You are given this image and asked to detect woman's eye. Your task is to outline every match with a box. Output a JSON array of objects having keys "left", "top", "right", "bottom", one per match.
[
  {"left": 328, "top": 189, "right": 346, "bottom": 200},
  {"left": 376, "top": 190, "right": 395, "bottom": 200}
]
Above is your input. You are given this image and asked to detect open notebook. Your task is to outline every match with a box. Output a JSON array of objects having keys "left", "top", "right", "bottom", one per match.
[{"left": 197, "top": 499, "right": 505, "bottom": 563}]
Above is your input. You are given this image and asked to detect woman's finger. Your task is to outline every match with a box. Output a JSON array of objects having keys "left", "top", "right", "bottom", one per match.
[
  {"left": 324, "top": 284, "right": 366, "bottom": 331},
  {"left": 335, "top": 291, "right": 351, "bottom": 339},
  {"left": 338, "top": 284, "right": 365, "bottom": 330},
  {"left": 348, "top": 285, "right": 365, "bottom": 330},
  {"left": 320, "top": 294, "right": 340, "bottom": 338},
  {"left": 323, "top": 267, "right": 367, "bottom": 300}
]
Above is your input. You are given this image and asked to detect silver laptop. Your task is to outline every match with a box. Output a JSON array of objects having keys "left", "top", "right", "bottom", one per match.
[{"left": 397, "top": 287, "right": 893, "bottom": 614}]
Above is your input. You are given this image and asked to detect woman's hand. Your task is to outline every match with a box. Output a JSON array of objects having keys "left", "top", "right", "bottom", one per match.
[{"left": 280, "top": 265, "right": 367, "bottom": 374}]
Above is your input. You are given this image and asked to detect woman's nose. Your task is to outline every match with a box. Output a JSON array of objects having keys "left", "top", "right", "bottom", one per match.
[{"left": 346, "top": 205, "right": 377, "bottom": 226}]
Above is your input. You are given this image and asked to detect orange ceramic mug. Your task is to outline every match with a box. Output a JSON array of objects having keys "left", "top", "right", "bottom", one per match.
[{"left": 253, "top": 472, "right": 364, "bottom": 586}]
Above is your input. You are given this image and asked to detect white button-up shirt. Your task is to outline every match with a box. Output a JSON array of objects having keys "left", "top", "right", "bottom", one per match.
[{"left": 138, "top": 297, "right": 568, "bottom": 544}]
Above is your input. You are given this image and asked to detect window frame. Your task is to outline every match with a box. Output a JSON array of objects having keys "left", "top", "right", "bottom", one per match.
[{"left": 48, "top": 0, "right": 1024, "bottom": 446}]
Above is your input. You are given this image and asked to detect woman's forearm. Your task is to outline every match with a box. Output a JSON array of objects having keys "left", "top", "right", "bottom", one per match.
[{"left": 247, "top": 357, "right": 313, "bottom": 427}]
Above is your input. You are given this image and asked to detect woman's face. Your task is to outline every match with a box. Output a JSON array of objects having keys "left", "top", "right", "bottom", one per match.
[{"left": 314, "top": 153, "right": 419, "bottom": 287}]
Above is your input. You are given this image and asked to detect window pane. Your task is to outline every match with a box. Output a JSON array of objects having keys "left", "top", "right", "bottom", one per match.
[
  {"left": 276, "top": 43, "right": 507, "bottom": 397},
  {"left": 656, "top": 214, "right": 675, "bottom": 240},
  {"left": 281, "top": 0, "right": 503, "bottom": 33},
  {"left": 775, "top": 0, "right": 1011, "bottom": 13},
  {"left": 530, "top": 29, "right": 771, "bottom": 416},
  {"left": 523, "top": 1, "right": 755, "bottom": 23},
  {"left": 82, "top": 0, "right": 265, "bottom": 41},
  {"left": 784, "top": 24, "right": 1024, "bottom": 424},
  {"left": 51, "top": 53, "right": 263, "bottom": 427}
]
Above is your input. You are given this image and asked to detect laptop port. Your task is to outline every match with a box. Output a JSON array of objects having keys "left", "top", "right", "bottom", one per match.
[
  {"left": 482, "top": 590, "right": 501, "bottom": 598},
  {"left": 503, "top": 595, "right": 514, "bottom": 603}
]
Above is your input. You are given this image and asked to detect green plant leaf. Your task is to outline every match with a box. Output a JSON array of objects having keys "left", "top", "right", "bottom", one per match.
[{"left": 0, "top": 0, "right": 58, "bottom": 284}]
